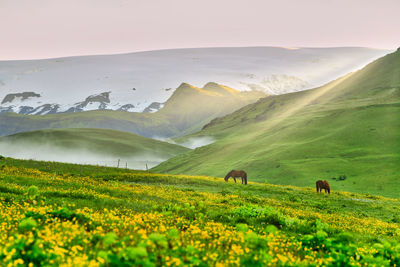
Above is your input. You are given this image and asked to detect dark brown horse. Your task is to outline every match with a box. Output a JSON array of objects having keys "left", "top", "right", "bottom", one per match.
[
  {"left": 224, "top": 170, "right": 247, "bottom": 185},
  {"left": 316, "top": 180, "right": 330, "bottom": 194}
]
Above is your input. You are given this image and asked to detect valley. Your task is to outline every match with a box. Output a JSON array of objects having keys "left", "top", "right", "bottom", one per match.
[{"left": 0, "top": 128, "right": 190, "bottom": 169}]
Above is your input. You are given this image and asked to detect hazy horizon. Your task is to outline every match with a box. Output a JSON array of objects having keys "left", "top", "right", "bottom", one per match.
[
  {"left": 1, "top": 0, "right": 399, "bottom": 60},
  {"left": 0, "top": 45, "right": 392, "bottom": 62}
]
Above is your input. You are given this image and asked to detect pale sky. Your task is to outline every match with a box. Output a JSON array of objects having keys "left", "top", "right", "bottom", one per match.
[{"left": 0, "top": 0, "right": 399, "bottom": 60}]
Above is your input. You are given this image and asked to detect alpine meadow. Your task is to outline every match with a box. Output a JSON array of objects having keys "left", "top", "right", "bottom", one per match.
[
  {"left": 1, "top": 1, "right": 399, "bottom": 266},
  {"left": 154, "top": 49, "right": 400, "bottom": 198},
  {"left": 0, "top": 49, "right": 399, "bottom": 266}
]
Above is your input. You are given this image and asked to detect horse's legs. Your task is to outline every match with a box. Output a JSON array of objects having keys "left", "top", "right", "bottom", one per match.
[
  {"left": 234, "top": 177, "right": 236, "bottom": 183},
  {"left": 241, "top": 177, "right": 243, "bottom": 184}
]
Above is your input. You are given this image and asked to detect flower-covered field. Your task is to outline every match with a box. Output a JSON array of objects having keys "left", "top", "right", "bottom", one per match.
[{"left": 0, "top": 158, "right": 400, "bottom": 266}]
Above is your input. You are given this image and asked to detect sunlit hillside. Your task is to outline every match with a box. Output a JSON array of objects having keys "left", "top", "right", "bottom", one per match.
[{"left": 154, "top": 49, "right": 400, "bottom": 197}]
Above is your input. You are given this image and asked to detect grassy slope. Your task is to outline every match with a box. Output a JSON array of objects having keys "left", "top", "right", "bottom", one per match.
[
  {"left": 153, "top": 50, "right": 400, "bottom": 198},
  {"left": 0, "top": 83, "right": 265, "bottom": 138},
  {"left": 0, "top": 158, "right": 400, "bottom": 265},
  {"left": 0, "top": 128, "right": 190, "bottom": 158}
]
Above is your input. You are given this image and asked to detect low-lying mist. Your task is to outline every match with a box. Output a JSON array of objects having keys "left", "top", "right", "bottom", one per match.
[
  {"left": 178, "top": 136, "right": 216, "bottom": 149},
  {"left": 153, "top": 136, "right": 216, "bottom": 149},
  {"left": 0, "top": 141, "right": 168, "bottom": 170}
]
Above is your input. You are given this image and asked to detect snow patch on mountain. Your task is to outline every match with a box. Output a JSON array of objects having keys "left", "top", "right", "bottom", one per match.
[
  {"left": 0, "top": 47, "right": 391, "bottom": 115},
  {"left": 143, "top": 102, "right": 165, "bottom": 113},
  {"left": 74, "top": 92, "right": 111, "bottom": 111}
]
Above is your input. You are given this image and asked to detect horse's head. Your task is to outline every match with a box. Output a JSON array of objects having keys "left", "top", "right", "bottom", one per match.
[
  {"left": 324, "top": 180, "right": 331, "bottom": 192},
  {"left": 224, "top": 170, "right": 232, "bottom": 182}
]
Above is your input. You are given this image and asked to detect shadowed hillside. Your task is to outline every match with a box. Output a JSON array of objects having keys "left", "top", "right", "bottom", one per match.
[
  {"left": 0, "top": 83, "right": 265, "bottom": 138},
  {"left": 0, "top": 128, "right": 190, "bottom": 169}
]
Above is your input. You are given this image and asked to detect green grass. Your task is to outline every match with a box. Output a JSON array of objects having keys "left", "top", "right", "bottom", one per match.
[
  {"left": 1, "top": 157, "right": 400, "bottom": 265},
  {"left": 1, "top": 157, "right": 399, "bottom": 223},
  {"left": 153, "top": 50, "right": 400, "bottom": 198},
  {"left": 0, "top": 157, "right": 149, "bottom": 177}
]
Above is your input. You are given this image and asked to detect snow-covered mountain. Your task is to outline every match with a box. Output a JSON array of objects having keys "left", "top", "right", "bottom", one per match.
[
  {"left": 0, "top": 47, "right": 390, "bottom": 115},
  {"left": 0, "top": 82, "right": 266, "bottom": 138}
]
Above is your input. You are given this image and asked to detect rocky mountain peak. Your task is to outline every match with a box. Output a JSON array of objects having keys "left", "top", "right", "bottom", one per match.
[{"left": 1, "top": 92, "right": 41, "bottom": 105}]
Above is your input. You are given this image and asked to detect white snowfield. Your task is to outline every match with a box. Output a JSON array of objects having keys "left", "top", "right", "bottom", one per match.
[{"left": 0, "top": 47, "right": 390, "bottom": 115}]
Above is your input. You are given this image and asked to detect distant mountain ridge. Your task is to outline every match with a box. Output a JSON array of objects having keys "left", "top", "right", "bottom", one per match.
[
  {"left": 0, "top": 46, "right": 390, "bottom": 115},
  {"left": 0, "top": 82, "right": 265, "bottom": 138}
]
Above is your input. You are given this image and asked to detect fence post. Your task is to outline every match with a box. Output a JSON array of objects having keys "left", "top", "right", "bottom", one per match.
[
  {"left": 117, "top": 159, "right": 120, "bottom": 168},
  {"left": 125, "top": 162, "right": 127, "bottom": 169},
  {"left": 146, "top": 163, "right": 148, "bottom": 171}
]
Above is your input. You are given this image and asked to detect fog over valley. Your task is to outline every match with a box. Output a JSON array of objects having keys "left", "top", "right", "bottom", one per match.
[{"left": 0, "top": 141, "right": 169, "bottom": 170}]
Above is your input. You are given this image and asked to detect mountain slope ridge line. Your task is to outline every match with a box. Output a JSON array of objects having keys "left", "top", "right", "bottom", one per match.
[{"left": 223, "top": 72, "right": 356, "bottom": 146}]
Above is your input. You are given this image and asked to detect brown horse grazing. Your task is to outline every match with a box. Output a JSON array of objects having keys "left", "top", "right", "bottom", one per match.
[
  {"left": 316, "top": 180, "right": 331, "bottom": 194},
  {"left": 224, "top": 170, "right": 247, "bottom": 185}
]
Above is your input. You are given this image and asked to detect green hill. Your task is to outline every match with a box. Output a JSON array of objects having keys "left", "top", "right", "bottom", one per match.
[
  {"left": 0, "top": 82, "right": 265, "bottom": 138},
  {"left": 0, "top": 157, "right": 400, "bottom": 266},
  {"left": 0, "top": 128, "right": 190, "bottom": 168},
  {"left": 153, "top": 49, "right": 400, "bottom": 197}
]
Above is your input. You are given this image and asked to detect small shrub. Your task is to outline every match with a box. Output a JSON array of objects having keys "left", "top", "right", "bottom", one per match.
[
  {"left": 119, "top": 246, "right": 149, "bottom": 265},
  {"left": 18, "top": 217, "right": 38, "bottom": 233},
  {"left": 27, "top": 185, "right": 39, "bottom": 200},
  {"left": 265, "top": 225, "right": 278, "bottom": 233},
  {"left": 25, "top": 211, "right": 46, "bottom": 221},
  {"left": 220, "top": 189, "right": 231, "bottom": 196},
  {"left": 103, "top": 232, "right": 118, "bottom": 247},
  {"left": 48, "top": 207, "right": 93, "bottom": 229},
  {"left": 236, "top": 223, "right": 249, "bottom": 233},
  {"left": 149, "top": 233, "right": 168, "bottom": 248},
  {"left": 334, "top": 232, "right": 355, "bottom": 244},
  {"left": 232, "top": 205, "right": 287, "bottom": 228},
  {"left": 314, "top": 202, "right": 327, "bottom": 210},
  {"left": 391, "top": 215, "right": 400, "bottom": 223}
]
